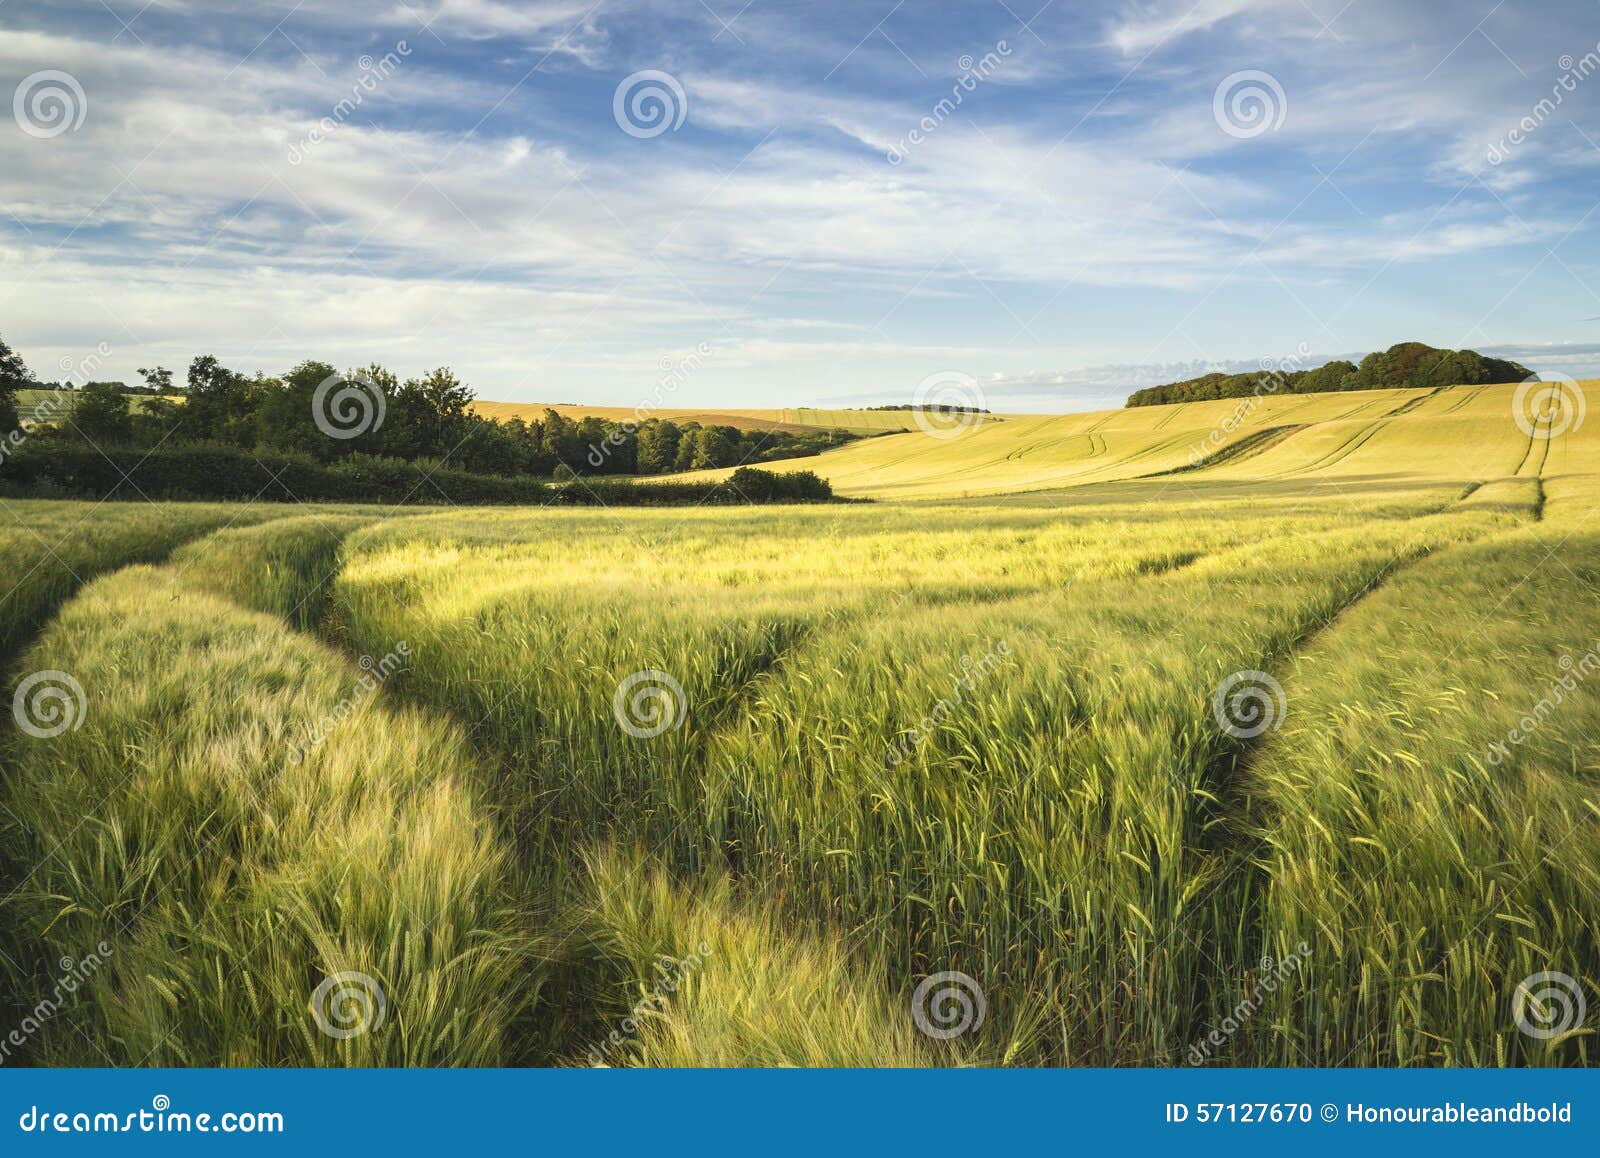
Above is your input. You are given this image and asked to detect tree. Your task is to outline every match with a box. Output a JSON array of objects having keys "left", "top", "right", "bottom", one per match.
[
  {"left": 254, "top": 360, "right": 345, "bottom": 458},
  {"left": 132, "top": 395, "right": 183, "bottom": 445},
  {"left": 383, "top": 367, "right": 471, "bottom": 461},
  {"left": 138, "top": 365, "right": 174, "bottom": 394},
  {"left": 0, "top": 333, "right": 35, "bottom": 433},
  {"left": 690, "top": 424, "right": 740, "bottom": 470},
  {"left": 536, "top": 408, "right": 583, "bottom": 473},
  {"left": 672, "top": 422, "right": 701, "bottom": 472},
  {"left": 70, "top": 381, "right": 133, "bottom": 445},
  {"left": 185, "top": 354, "right": 256, "bottom": 443},
  {"left": 635, "top": 419, "right": 681, "bottom": 474}
]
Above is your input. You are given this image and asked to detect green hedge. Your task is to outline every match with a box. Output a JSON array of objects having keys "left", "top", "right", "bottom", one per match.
[{"left": 0, "top": 442, "right": 834, "bottom": 506}]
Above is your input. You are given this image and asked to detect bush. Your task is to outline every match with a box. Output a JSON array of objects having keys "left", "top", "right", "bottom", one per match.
[
  {"left": 0, "top": 443, "right": 836, "bottom": 506},
  {"left": 727, "top": 466, "right": 832, "bottom": 502},
  {"left": 0, "top": 440, "right": 546, "bottom": 504}
]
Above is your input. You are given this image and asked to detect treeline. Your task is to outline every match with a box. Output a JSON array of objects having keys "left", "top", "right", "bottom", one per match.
[
  {"left": 577, "top": 417, "right": 853, "bottom": 475},
  {"left": 0, "top": 337, "right": 838, "bottom": 505},
  {"left": 1125, "top": 342, "right": 1533, "bottom": 408},
  {"left": 3, "top": 444, "right": 833, "bottom": 506}
]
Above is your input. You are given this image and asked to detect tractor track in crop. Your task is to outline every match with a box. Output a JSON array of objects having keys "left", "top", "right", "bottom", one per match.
[
  {"left": 1164, "top": 485, "right": 1539, "bottom": 1062},
  {"left": 1136, "top": 424, "right": 1308, "bottom": 478}
]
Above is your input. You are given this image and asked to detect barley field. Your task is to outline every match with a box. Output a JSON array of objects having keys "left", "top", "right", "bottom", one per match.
[{"left": 2, "top": 382, "right": 1596, "bottom": 1067}]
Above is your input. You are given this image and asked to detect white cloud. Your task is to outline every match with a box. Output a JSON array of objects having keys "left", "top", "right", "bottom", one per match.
[
  {"left": 5, "top": 3, "right": 1600, "bottom": 406},
  {"left": 1106, "top": 0, "right": 1284, "bottom": 56}
]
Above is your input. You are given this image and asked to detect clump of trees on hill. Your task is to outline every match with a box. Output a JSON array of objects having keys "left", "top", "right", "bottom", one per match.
[
  {"left": 853, "top": 403, "right": 991, "bottom": 414},
  {"left": 0, "top": 336, "right": 839, "bottom": 505},
  {"left": 1125, "top": 342, "right": 1532, "bottom": 408}
]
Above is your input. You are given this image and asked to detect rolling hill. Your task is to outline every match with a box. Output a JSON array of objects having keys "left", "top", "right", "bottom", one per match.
[{"left": 678, "top": 381, "right": 1591, "bottom": 500}]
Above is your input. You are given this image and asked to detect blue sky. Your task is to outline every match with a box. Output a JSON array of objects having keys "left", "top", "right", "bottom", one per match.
[{"left": 4, "top": 0, "right": 1600, "bottom": 411}]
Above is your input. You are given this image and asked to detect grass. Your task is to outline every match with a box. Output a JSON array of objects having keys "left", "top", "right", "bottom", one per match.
[
  {"left": 13, "top": 389, "right": 171, "bottom": 423},
  {"left": 171, "top": 512, "right": 381, "bottom": 630},
  {"left": 1, "top": 381, "right": 1595, "bottom": 1067},
  {"left": 571, "top": 848, "right": 933, "bottom": 1067},
  {"left": 1234, "top": 472, "right": 1600, "bottom": 1066},
  {"left": 0, "top": 500, "right": 294, "bottom": 665},
  {"left": 327, "top": 477, "right": 1531, "bottom": 1063},
  {"left": 1, "top": 522, "right": 535, "bottom": 1065}
]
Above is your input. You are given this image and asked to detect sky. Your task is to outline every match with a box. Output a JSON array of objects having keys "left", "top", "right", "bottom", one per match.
[{"left": 4, "top": 0, "right": 1600, "bottom": 413}]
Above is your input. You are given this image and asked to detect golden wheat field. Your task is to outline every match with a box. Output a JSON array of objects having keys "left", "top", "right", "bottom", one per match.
[{"left": 2, "top": 380, "right": 1597, "bottom": 1068}]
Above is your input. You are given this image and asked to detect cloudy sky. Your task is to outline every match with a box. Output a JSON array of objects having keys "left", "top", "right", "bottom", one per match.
[{"left": 4, "top": 0, "right": 1600, "bottom": 411}]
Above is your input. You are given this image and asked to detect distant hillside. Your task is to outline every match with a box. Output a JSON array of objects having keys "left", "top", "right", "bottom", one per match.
[
  {"left": 1125, "top": 342, "right": 1532, "bottom": 408},
  {"left": 468, "top": 402, "right": 905, "bottom": 436},
  {"left": 677, "top": 380, "right": 1585, "bottom": 501}
]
